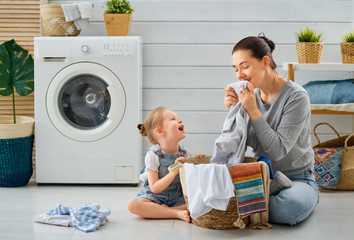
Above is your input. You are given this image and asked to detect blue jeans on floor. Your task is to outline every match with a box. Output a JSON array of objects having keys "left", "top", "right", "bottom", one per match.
[{"left": 268, "top": 169, "right": 319, "bottom": 225}]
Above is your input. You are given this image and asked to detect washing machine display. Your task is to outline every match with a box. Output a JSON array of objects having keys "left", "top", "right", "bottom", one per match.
[{"left": 34, "top": 37, "right": 142, "bottom": 184}]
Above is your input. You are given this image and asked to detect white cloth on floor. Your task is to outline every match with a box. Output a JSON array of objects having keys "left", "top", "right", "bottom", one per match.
[
  {"left": 33, "top": 214, "right": 74, "bottom": 227},
  {"left": 210, "top": 81, "right": 249, "bottom": 164},
  {"left": 33, "top": 203, "right": 110, "bottom": 232},
  {"left": 184, "top": 163, "right": 235, "bottom": 219}
]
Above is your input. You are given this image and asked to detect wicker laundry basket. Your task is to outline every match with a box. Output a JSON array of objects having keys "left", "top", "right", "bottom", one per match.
[
  {"left": 178, "top": 156, "right": 257, "bottom": 229},
  {"left": 296, "top": 42, "right": 324, "bottom": 63},
  {"left": 40, "top": 4, "right": 80, "bottom": 36},
  {"left": 340, "top": 42, "right": 354, "bottom": 64}
]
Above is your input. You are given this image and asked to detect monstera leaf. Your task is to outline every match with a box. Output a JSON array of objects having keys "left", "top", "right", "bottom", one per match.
[{"left": 0, "top": 39, "right": 34, "bottom": 123}]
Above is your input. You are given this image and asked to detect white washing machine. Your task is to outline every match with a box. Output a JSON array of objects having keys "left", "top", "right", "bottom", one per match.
[{"left": 34, "top": 36, "right": 142, "bottom": 184}]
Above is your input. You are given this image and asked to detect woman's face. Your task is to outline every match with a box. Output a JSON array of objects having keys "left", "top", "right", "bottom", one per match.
[{"left": 232, "top": 49, "right": 267, "bottom": 88}]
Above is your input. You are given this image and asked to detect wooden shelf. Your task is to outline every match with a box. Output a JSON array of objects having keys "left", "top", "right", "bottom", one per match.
[
  {"left": 283, "top": 62, "right": 354, "bottom": 115},
  {"left": 283, "top": 62, "right": 354, "bottom": 73}
]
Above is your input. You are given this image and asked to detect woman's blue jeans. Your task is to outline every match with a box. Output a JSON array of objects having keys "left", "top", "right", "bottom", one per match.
[{"left": 268, "top": 169, "right": 319, "bottom": 225}]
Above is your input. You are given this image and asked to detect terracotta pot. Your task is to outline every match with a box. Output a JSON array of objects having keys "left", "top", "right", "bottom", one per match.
[{"left": 104, "top": 14, "right": 132, "bottom": 36}]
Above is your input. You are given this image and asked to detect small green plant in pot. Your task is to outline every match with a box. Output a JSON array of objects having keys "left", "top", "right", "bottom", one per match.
[
  {"left": 341, "top": 30, "right": 354, "bottom": 64},
  {"left": 0, "top": 39, "right": 35, "bottom": 187},
  {"left": 295, "top": 27, "right": 324, "bottom": 63},
  {"left": 103, "top": 0, "right": 134, "bottom": 36}
]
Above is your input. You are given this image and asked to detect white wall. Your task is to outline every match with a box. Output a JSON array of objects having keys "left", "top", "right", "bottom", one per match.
[{"left": 51, "top": 0, "right": 354, "bottom": 155}]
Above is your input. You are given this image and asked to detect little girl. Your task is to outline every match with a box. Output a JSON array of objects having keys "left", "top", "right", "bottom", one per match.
[{"left": 127, "top": 107, "right": 203, "bottom": 222}]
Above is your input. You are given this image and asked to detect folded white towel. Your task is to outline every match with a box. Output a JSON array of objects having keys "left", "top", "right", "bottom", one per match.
[
  {"left": 61, "top": 3, "right": 93, "bottom": 30},
  {"left": 61, "top": 4, "right": 81, "bottom": 22},
  {"left": 74, "top": 19, "right": 89, "bottom": 30},
  {"left": 75, "top": 2, "right": 93, "bottom": 19}
]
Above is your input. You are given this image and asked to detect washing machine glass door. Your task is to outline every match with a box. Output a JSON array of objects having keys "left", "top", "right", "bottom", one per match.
[{"left": 47, "top": 62, "right": 126, "bottom": 142}]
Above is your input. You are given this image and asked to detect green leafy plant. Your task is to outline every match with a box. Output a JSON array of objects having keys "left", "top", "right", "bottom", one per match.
[
  {"left": 342, "top": 30, "right": 354, "bottom": 42},
  {"left": 104, "top": 0, "right": 134, "bottom": 14},
  {"left": 0, "top": 39, "right": 34, "bottom": 124},
  {"left": 295, "top": 27, "right": 324, "bottom": 42}
]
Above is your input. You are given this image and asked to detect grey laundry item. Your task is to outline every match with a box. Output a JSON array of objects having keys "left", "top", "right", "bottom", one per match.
[
  {"left": 61, "top": 4, "right": 81, "bottom": 22},
  {"left": 210, "top": 81, "right": 249, "bottom": 164},
  {"left": 61, "top": 4, "right": 92, "bottom": 30}
]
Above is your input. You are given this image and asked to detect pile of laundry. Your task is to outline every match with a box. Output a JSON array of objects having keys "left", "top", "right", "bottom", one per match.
[{"left": 34, "top": 203, "right": 111, "bottom": 232}]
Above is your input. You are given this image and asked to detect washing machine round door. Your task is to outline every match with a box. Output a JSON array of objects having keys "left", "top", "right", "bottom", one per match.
[{"left": 46, "top": 62, "right": 126, "bottom": 142}]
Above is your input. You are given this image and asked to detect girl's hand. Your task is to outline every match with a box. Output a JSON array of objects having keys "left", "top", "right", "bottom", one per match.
[
  {"left": 224, "top": 86, "right": 238, "bottom": 110},
  {"left": 195, "top": 154, "right": 205, "bottom": 159},
  {"left": 175, "top": 157, "right": 187, "bottom": 164}
]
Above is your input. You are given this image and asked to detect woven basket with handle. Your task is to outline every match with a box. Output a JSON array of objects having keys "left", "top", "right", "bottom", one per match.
[
  {"left": 40, "top": 4, "right": 80, "bottom": 36},
  {"left": 296, "top": 42, "right": 324, "bottom": 63},
  {"left": 337, "top": 133, "right": 354, "bottom": 190},
  {"left": 313, "top": 122, "right": 354, "bottom": 190}
]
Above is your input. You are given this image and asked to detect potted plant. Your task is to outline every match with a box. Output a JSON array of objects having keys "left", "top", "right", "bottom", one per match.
[
  {"left": 0, "top": 39, "right": 34, "bottom": 187},
  {"left": 295, "top": 27, "right": 324, "bottom": 63},
  {"left": 103, "top": 0, "right": 134, "bottom": 36},
  {"left": 340, "top": 30, "right": 354, "bottom": 64}
]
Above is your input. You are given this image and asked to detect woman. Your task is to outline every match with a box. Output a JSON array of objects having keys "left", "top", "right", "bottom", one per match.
[{"left": 224, "top": 34, "right": 319, "bottom": 225}]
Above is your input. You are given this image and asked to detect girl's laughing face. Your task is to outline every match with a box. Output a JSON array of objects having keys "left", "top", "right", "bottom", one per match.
[{"left": 159, "top": 110, "right": 185, "bottom": 142}]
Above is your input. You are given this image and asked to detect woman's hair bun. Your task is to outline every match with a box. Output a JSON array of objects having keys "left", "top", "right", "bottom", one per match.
[
  {"left": 258, "top": 32, "right": 275, "bottom": 53},
  {"left": 137, "top": 123, "right": 147, "bottom": 136}
]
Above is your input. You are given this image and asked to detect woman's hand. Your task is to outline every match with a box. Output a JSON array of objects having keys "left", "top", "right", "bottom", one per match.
[
  {"left": 238, "top": 82, "right": 262, "bottom": 121},
  {"left": 224, "top": 86, "right": 238, "bottom": 110},
  {"left": 195, "top": 154, "right": 205, "bottom": 159}
]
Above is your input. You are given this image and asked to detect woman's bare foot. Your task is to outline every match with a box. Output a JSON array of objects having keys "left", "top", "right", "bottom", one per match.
[{"left": 177, "top": 210, "right": 191, "bottom": 223}]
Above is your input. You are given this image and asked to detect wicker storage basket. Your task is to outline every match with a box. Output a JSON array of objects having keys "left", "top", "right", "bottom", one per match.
[
  {"left": 296, "top": 42, "right": 324, "bottom": 63},
  {"left": 0, "top": 135, "right": 34, "bottom": 187},
  {"left": 178, "top": 156, "right": 259, "bottom": 229},
  {"left": 337, "top": 133, "right": 354, "bottom": 190},
  {"left": 313, "top": 123, "right": 354, "bottom": 190},
  {"left": 340, "top": 42, "right": 354, "bottom": 64},
  {"left": 313, "top": 123, "right": 354, "bottom": 149},
  {"left": 40, "top": 4, "right": 80, "bottom": 36}
]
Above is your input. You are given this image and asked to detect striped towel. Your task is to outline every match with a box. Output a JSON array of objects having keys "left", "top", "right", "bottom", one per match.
[
  {"left": 227, "top": 162, "right": 267, "bottom": 228},
  {"left": 47, "top": 203, "right": 111, "bottom": 232}
]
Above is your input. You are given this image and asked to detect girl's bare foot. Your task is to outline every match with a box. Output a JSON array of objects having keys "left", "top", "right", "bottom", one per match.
[{"left": 177, "top": 210, "right": 191, "bottom": 223}]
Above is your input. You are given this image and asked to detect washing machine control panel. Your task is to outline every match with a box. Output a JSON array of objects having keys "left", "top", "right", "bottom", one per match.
[{"left": 102, "top": 42, "right": 133, "bottom": 56}]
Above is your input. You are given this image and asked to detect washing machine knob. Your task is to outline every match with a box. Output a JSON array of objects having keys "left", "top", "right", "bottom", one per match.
[{"left": 81, "top": 45, "right": 90, "bottom": 54}]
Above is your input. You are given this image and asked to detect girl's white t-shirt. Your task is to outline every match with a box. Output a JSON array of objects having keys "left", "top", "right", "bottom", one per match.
[{"left": 139, "top": 148, "right": 192, "bottom": 181}]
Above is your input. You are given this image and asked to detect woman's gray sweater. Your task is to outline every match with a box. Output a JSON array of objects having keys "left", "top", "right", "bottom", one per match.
[{"left": 247, "top": 80, "right": 314, "bottom": 176}]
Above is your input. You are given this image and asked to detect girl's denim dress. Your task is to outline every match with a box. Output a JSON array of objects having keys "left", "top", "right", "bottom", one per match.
[{"left": 136, "top": 146, "right": 186, "bottom": 207}]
